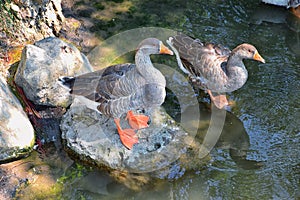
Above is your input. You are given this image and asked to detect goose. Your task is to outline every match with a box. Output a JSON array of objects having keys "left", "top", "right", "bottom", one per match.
[
  {"left": 59, "top": 38, "right": 173, "bottom": 149},
  {"left": 167, "top": 33, "right": 265, "bottom": 109}
]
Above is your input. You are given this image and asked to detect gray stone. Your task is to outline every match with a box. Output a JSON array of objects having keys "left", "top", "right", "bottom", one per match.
[
  {"left": 262, "top": 0, "right": 300, "bottom": 8},
  {"left": 60, "top": 98, "right": 189, "bottom": 173},
  {"left": 0, "top": 76, "right": 34, "bottom": 163},
  {"left": 14, "top": 37, "right": 93, "bottom": 107}
]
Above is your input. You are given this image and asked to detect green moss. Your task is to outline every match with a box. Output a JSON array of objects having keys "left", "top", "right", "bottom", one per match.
[
  {"left": 6, "top": 62, "right": 28, "bottom": 110},
  {"left": 110, "top": 0, "right": 124, "bottom": 3},
  {"left": 57, "top": 163, "right": 90, "bottom": 184},
  {"left": 0, "top": 147, "right": 33, "bottom": 164},
  {"left": 15, "top": 181, "right": 64, "bottom": 200},
  {"left": 74, "top": 0, "right": 85, "bottom": 6},
  {"left": 0, "top": 0, "right": 21, "bottom": 40},
  {"left": 32, "top": 184, "right": 64, "bottom": 199},
  {"left": 94, "top": 2, "right": 105, "bottom": 10},
  {"left": 128, "top": 5, "right": 137, "bottom": 13}
]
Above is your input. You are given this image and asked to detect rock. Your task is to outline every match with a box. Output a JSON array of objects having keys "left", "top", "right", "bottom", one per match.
[
  {"left": 60, "top": 98, "right": 189, "bottom": 173},
  {"left": 0, "top": 75, "right": 34, "bottom": 163},
  {"left": 14, "top": 37, "right": 93, "bottom": 107},
  {"left": 262, "top": 0, "right": 300, "bottom": 8},
  {"left": 1, "top": 0, "right": 65, "bottom": 44},
  {"left": 262, "top": 0, "right": 289, "bottom": 7}
]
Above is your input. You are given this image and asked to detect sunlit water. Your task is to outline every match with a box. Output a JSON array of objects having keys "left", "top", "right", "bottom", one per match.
[
  {"left": 14, "top": 0, "right": 300, "bottom": 199},
  {"left": 176, "top": 1, "right": 300, "bottom": 199}
]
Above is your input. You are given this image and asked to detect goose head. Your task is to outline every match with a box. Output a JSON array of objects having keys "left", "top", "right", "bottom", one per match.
[
  {"left": 137, "top": 38, "right": 174, "bottom": 56},
  {"left": 232, "top": 44, "right": 265, "bottom": 63}
]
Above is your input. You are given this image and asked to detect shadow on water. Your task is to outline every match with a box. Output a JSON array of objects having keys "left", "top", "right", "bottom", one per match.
[{"left": 167, "top": 97, "right": 263, "bottom": 171}]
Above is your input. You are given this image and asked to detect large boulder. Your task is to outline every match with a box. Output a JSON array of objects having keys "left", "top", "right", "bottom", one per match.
[
  {"left": 0, "top": 75, "right": 34, "bottom": 163},
  {"left": 14, "top": 37, "right": 93, "bottom": 107},
  {"left": 60, "top": 98, "right": 189, "bottom": 173}
]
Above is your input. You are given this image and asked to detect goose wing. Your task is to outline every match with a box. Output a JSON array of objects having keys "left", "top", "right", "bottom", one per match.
[
  {"left": 70, "top": 63, "right": 137, "bottom": 104},
  {"left": 171, "top": 33, "right": 231, "bottom": 82},
  {"left": 59, "top": 63, "right": 145, "bottom": 117}
]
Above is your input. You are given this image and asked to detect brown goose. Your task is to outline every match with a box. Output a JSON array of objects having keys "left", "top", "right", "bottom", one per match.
[
  {"left": 59, "top": 38, "right": 173, "bottom": 149},
  {"left": 166, "top": 33, "right": 265, "bottom": 109}
]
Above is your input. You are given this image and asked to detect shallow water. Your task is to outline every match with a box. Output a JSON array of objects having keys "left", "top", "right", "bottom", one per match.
[
  {"left": 85, "top": 1, "right": 300, "bottom": 199},
  {"left": 8, "top": 0, "right": 300, "bottom": 199}
]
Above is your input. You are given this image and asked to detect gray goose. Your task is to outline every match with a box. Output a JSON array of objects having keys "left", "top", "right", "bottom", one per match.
[
  {"left": 59, "top": 38, "right": 173, "bottom": 149},
  {"left": 167, "top": 33, "right": 265, "bottom": 109}
]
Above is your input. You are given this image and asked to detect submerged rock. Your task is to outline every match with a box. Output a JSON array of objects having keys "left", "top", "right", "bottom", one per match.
[
  {"left": 60, "top": 98, "right": 189, "bottom": 173},
  {"left": 14, "top": 37, "right": 93, "bottom": 107},
  {"left": 0, "top": 75, "right": 34, "bottom": 163}
]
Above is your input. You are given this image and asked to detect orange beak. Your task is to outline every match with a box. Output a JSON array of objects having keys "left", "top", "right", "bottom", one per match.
[
  {"left": 253, "top": 51, "right": 265, "bottom": 63},
  {"left": 159, "top": 43, "right": 174, "bottom": 55}
]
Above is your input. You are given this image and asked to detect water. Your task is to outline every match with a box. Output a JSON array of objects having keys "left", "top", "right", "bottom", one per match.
[{"left": 10, "top": 0, "right": 300, "bottom": 199}]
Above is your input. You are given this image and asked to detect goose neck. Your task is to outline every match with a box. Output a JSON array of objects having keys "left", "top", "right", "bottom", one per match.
[
  {"left": 225, "top": 54, "right": 248, "bottom": 91},
  {"left": 135, "top": 50, "right": 154, "bottom": 72},
  {"left": 227, "top": 52, "right": 242, "bottom": 67}
]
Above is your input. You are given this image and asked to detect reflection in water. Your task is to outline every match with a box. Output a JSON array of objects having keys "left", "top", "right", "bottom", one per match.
[
  {"left": 174, "top": 103, "right": 263, "bottom": 171},
  {"left": 285, "top": 13, "right": 300, "bottom": 55},
  {"left": 216, "top": 111, "right": 263, "bottom": 170},
  {"left": 62, "top": 169, "right": 136, "bottom": 199},
  {"left": 251, "top": 3, "right": 300, "bottom": 56}
]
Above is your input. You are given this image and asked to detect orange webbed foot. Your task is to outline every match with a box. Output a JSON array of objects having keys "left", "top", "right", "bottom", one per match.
[
  {"left": 118, "top": 128, "right": 138, "bottom": 150},
  {"left": 212, "top": 95, "right": 228, "bottom": 109},
  {"left": 126, "top": 110, "right": 149, "bottom": 130},
  {"left": 207, "top": 90, "right": 228, "bottom": 109},
  {"left": 114, "top": 118, "right": 138, "bottom": 150}
]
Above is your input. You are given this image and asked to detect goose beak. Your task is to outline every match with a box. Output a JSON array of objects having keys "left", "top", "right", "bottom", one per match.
[
  {"left": 159, "top": 43, "right": 174, "bottom": 55},
  {"left": 253, "top": 51, "right": 265, "bottom": 63}
]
